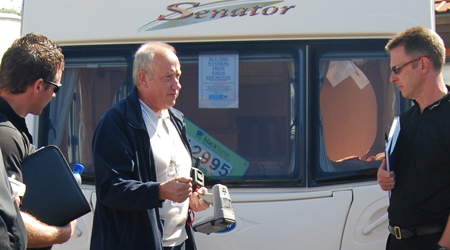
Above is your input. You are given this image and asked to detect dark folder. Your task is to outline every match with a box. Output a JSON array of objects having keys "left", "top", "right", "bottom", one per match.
[{"left": 21, "top": 145, "right": 91, "bottom": 226}]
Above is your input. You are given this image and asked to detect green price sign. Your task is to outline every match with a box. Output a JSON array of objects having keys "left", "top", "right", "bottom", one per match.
[{"left": 185, "top": 118, "right": 249, "bottom": 178}]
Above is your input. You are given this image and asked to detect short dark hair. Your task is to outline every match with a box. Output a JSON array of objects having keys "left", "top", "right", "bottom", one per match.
[
  {"left": 385, "top": 26, "right": 445, "bottom": 71},
  {"left": 0, "top": 33, "right": 64, "bottom": 94}
]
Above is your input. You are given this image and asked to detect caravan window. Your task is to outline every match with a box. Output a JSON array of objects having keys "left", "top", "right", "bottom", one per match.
[
  {"left": 176, "top": 52, "right": 298, "bottom": 183},
  {"left": 313, "top": 52, "right": 399, "bottom": 183},
  {"left": 42, "top": 57, "right": 131, "bottom": 183},
  {"left": 40, "top": 40, "right": 400, "bottom": 186}
]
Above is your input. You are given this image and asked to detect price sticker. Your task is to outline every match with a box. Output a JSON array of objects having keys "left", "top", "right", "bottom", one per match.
[
  {"left": 189, "top": 136, "right": 233, "bottom": 177},
  {"left": 185, "top": 118, "right": 249, "bottom": 179}
]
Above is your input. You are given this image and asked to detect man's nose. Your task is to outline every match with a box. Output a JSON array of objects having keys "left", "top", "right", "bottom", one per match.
[
  {"left": 173, "top": 78, "right": 181, "bottom": 89},
  {"left": 389, "top": 71, "right": 397, "bottom": 84}
]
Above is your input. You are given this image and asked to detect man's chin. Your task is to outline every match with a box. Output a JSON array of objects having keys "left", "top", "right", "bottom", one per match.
[{"left": 167, "top": 100, "right": 177, "bottom": 108}]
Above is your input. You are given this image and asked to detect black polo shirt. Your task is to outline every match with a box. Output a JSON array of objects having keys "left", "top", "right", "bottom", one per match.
[
  {"left": 388, "top": 86, "right": 450, "bottom": 227},
  {"left": 0, "top": 97, "right": 35, "bottom": 183}
]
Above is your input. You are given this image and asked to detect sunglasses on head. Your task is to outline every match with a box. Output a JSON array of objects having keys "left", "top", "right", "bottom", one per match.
[{"left": 43, "top": 79, "right": 62, "bottom": 93}]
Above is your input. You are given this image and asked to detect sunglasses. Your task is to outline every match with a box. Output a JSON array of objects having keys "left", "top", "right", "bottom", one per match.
[
  {"left": 391, "top": 56, "right": 429, "bottom": 75},
  {"left": 43, "top": 79, "right": 62, "bottom": 93}
]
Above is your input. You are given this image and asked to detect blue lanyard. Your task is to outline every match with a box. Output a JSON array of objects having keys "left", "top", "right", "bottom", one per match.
[
  {"left": 141, "top": 105, "right": 177, "bottom": 162},
  {"left": 141, "top": 105, "right": 158, "bottom": 131}
]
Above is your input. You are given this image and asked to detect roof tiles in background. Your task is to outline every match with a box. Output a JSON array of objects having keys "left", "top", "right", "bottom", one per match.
[{"left": 436, "top": 0, "right": 450, "bottom": 13}]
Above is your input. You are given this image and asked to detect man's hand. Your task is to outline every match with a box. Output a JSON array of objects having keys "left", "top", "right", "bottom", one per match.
[
  {"left": 189, "top": 187, "right": 211, "bottom": 212},
  {"left": 55, "top": 220, "right": 78, "bottom": 244},
  {"left": 159, "top": 176, "right": 192, "bottom": 203},
  {"left": 377, "top": 159, "right": 395, "bottom": 191}
]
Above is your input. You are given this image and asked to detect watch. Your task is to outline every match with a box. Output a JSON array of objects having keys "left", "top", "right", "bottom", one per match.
[{"left": 438, "top": 245, "right": 450, "bottom": 250}]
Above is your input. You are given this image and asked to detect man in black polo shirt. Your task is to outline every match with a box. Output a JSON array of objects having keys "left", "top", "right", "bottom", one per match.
[
  {"left": 0, "top": 150, "right": 27, "bottom": 249},
  {"left": 377, "top": 26, "right": 450, "bottom": 250},
  {"left": 0, "top": 33, "right": 77, "bottom": 249}
]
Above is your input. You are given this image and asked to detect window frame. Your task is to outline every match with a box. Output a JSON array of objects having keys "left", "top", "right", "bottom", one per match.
[
  {"left": 38, "top": 39, "right": 405, "bottom": 188},
  {"left": 307, "top": 40, "right": 403, "bottom": 186}
]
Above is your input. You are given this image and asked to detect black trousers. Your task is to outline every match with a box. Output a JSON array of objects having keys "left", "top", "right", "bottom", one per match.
[{"left": 386, "top": 231, "right": 443, "bottom": 250}]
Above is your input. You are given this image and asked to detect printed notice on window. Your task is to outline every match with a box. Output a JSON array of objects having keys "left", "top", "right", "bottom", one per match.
[
  {"left": 199, "top": 53, "right": 239, "bottom": 108},
  {"left": 326, "top": 61, "right": 370, "bottom": 89}
]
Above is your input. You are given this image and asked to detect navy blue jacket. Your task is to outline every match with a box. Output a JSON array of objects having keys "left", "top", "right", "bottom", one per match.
[{"left": 90, "top": 87, "right": 196, "bottom": 250}]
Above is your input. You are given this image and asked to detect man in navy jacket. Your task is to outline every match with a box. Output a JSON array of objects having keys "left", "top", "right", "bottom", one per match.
[{"left": 91, "top": 42, "right": 209, "bottom": 250}]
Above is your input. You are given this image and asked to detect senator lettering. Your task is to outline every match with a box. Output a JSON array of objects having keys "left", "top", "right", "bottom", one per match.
[{"left": 158, "top": 2, "right": 296, "bottom": 21}]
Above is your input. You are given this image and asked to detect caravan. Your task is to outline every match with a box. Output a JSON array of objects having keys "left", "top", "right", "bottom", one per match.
[
  {"left": 0, "top": 12, "right": 21, "bottom": 59},
  {"left": 21, "top": 0, "right": 435, "bottom": 249}
]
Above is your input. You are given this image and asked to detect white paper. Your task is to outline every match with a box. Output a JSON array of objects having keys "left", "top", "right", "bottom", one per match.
[
  {"left": 326, "top": 61, "right": 354, "bottom": 87},
  {"left": 199, "top": 53, "right": 239, "bottom": 108},
  {"left": 327, "top": 60, "right": 370, "bottom": 89}
]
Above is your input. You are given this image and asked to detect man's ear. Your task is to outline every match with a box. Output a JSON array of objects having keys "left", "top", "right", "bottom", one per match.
[
  {"left": 420, "top": 57, "right": 431, "bottom": 74},
  {"left": 138, "top": 71, "right": 149, "bottom": 88},
  {"left": 32, "top": 78, "right": 44, "bottom": 93}
]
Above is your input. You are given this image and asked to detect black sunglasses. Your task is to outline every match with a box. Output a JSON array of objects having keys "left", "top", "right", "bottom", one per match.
[
  {"left": 43, "top": 79, "right": 62, "bottom": 93},
  {"left": 391, "top": 56, "right": 429, "bottom": 75}
]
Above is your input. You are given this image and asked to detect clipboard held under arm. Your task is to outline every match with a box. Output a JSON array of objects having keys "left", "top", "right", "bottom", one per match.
[{"left": 21, "top": 145, "right": 91, "bottom": 226}]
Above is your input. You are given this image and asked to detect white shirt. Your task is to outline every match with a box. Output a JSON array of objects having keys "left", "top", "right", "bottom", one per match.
[{"left": 140, "top": 100, "right": 191, "bottom": 247}]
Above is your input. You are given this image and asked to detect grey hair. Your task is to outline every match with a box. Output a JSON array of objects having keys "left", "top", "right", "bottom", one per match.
[{"left": 132, "top": 41, "right": 176, "bottom": 86}]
